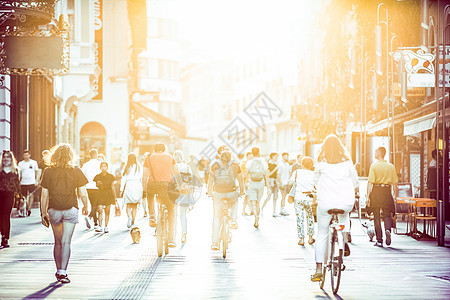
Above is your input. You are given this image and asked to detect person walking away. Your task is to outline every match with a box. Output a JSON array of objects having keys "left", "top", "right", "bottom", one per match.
[
  {"left": 142, "top": 142, "right": 181, "bottom": 247},
  {"left": 173, "top": 150, "right": 195, "bottom": 244},
  {"left": 40, "top": 144, "right": 89, "bottom": 283},
  {"left": 367, "top": 146, "right": 398, "bottom": 247},
  {"left": 209, "top": 150, "right": 244, "bottom": 250},
  {"left": 121, "top": 153, "right": 143, "bottom": 228},
  {"left": 18, "top": 149, "right": 39, "bottom": 216},
  {"left": 289, "top": 156, "right": 315, "bottom": 246},
  {"left": 140, "top": 152, "right": 151, "bottom": 218},
  {"left": 188, "top": 155, "right": 202, "bottom": 187},
  {"left": 291, "top": 154, "right": 303, "bottom": 173},
  {"left": 262, "top": 153, "right": 280, "bottom": 217},
  {"left": 0, "top": 150, "right": 21, "bottom": 248},
  {"left": 311, "top": 134, "right": 358, "bottom": 282},
  {"left": 93, "top": 162, "right": 116, "bottom": 233},
  {"left": 245, "top": 147, "right": 269, "bottom": 228},
  {"left": 81, "top": 149, "right": 101, "bottom": 230},
  {"left": 241, "top": 152, "right": 254, "bottom": 216},
  {"left": 277, "top": 152, "right": 291, "bottom": 216}
]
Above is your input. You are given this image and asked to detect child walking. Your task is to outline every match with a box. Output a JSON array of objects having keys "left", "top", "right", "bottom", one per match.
[{"left": 93, "top": 162, "right": 116, "bottom": 233}]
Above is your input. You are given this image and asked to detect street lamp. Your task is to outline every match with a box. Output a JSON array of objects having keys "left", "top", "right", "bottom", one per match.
[
  {"left": 390, "top": 35, "right": 406, "bottom": 169},
  {"left": 376, "top": 3, "right": 391, "bottom": 161},
  {"left": 363, "top": 57, "right": 372, "bottom": 176},
  {"left": 349, "top": 43, "right": 364, "bottom": 170}
]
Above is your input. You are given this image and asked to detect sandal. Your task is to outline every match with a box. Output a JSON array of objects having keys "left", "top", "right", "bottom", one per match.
[{"left": 310, "top": 272, "right": 323, "bottom": 282}]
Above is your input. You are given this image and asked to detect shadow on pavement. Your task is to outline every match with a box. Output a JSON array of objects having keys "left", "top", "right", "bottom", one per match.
[
  {"left": 315, "top": 290, "right": 344, "bottom": 300},
  {"left": 23, "top": 281, "right": 63, "bottom": 299}
]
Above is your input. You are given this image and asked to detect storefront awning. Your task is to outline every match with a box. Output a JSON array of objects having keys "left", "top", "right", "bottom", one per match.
[
  {"left": 131, "top": 101, "right": 186, "bottom": 137},
  {"left": 367, "top": 119, "right": 389, "bottom": 134},
  {"left": 403, "top": 112, "right": 436, "bottom": 136}
]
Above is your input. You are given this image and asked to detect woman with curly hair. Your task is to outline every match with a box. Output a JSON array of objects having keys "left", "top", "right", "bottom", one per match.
[
  {"left": 40, "top": 144, "right": 89, "bottom": 284},
  {"left": 0, "top": 150, "right": 21, "bottom": 249}
]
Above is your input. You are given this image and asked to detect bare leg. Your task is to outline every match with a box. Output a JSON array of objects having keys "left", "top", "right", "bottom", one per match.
[
  {"left": 97, "top": 205, "right": 104, "bottom": 227},
  {"left": 315, "top": 262, "right": 323, "bottom": 273},
  {"left": 126, "top": 204, "right": 132, "bottom": 218},
  {"left": 104, "top": 205, "right": 110, "bottom": 227},
  {"left": 131, "top": 204, "right": 137, "bottom": 225},
  {"left": 60, "top": 222, "right": 76, "bottom": 271},
  {"left": 51, "top": 224, "right": 63, "bottom": 270}
]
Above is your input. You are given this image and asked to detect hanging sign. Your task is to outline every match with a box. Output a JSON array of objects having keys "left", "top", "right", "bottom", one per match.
[
  {"left": 438, "top": 45, "right": 450, "bottom": 87},
  {"left": 93, "top": 0, "right": 103, "bottom": 100}
]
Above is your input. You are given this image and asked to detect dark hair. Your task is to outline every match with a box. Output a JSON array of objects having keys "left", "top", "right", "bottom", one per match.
[
  {"left": 377, "top": 147, "right": 386, "bottom": 158},
  {"left": 123, "top": 153, "right": 139, "bottom": 176},
  {"left": 317, "top": 134, "right": 350, "bottom": 164},
  {"left": 50, "top": 144, "right": 75, "bottom": 168},
  {"left": 282, "top": 152, "right": 289, "bottom": 157},
  {"left": 155, "top": 142, "right": 165, "bottom": 152},
  {"left": 251, "top": 147, "right": 260, "bottom": 157},
  {"left": 89, "top": 149, "right": 98, "bottom": 159},
  {"left": 221, "top": 150, "right": 232, "bottom": 164},
  {"left": 431, "top": 149, "right": 437, "bottom": 159},
  {"left": 270, "top": 152, "right": 278, "bottom": 159},
  {"left": 100, "top": 161, "right": 109, "bottom": 169},
  {"left": 23, "top": 149, "right": 30, "bottom": 154}
]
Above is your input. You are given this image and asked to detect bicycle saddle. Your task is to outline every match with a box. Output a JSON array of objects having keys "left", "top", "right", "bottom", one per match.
[{"left": 327, "top": 209, "right": 345, "bottom": 215}]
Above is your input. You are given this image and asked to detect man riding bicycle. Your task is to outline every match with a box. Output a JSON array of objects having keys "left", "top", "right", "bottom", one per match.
[
  {"left": 208, "top": 150, "right": 244, "bottom": 251},
  {"left": 143, "top": 143, "right": 182, "bottom": 248}
]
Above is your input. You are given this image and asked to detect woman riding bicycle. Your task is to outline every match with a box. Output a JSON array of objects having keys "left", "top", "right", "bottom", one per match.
[{"left": 311, "top": 134, "right": 358, "bottom": 282}]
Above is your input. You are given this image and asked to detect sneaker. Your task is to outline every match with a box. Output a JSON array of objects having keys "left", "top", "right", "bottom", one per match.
[
  {"left": 254, "top": 217, "right": 259, "bottom": 228},
  {"left": 344, "top": 243, "right": 351, "bottom": 256},
  {"left": 104, "top": 227, "right": 109, "bottom": 233},
  {"left": 374, "top": 241, "right": 383, "bottom": 247},
  {"left": 280, "top": 208, "right": 289, "bottom": 216},
  {"left": 347, "top": 232, "right": 352, "bottom": 243},
  {"left": 211, "top": 242, "right": 219, "bottom": 251},
  {"left": 56, "top": 273, "right": 70, "bottom": 284},
  {"left": 310, "top": 272, "right": 323, "bottom": 282},
  {"left": 308, "top": 236, "right": 315, "bottom": 245},
  {"left": 298, "top": 238, "right": 304, "bottom": 246},
  {"left": 94, "top": 225, "right": 102, "bottom": 232},
  {"left": 385, "top": 230, "right": 391, "bottom": 246},
  {"left": 144, "top": 211, "right": 148, "bottom": 218},
  {"left": 27, "top": 210, "right": 31, "bottom": 217},
  {"left": 127, "top": 217, "right": 132, "bottom": 228},
  {"left": 149, "top": 217, "right": 156, "bottom": 228},
  {"left": 168, "top": 242, "right": 177, "bottom": 248},
  {"left": 84, "top": 216, "right": 91, "bottom": 229},
  {"left": 181, "top": 233, "right": 187, "bottom": 244},
  {"left": 272, "top": 213, "right": 280, "bottom": 218}
]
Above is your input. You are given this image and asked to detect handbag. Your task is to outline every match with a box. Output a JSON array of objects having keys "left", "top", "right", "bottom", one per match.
[
  {"left": 115, "top": 201, "right": 121, "bottom": 217},
  {"left": 288, "top": 171, "right": 297, "bottom": 204}
]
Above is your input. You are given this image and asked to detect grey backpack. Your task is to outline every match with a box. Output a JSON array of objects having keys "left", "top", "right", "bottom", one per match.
[{"left": 214, "top": 162, "right": 236, "bottom": 193}]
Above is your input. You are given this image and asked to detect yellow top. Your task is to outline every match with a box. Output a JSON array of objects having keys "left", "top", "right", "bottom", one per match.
[{"left": 368, "top": 159, "right": 398, "bottom": 185}]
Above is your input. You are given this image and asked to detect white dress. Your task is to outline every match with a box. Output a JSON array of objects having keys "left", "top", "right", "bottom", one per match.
[{"left": 120, "top": 165, "right": 143, "bottom": 204}]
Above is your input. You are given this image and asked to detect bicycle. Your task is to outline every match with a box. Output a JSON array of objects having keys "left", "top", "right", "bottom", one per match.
[
  {"left": 319, "top": 208, "right": 347, "bottom": 294},
  {"left": 156, "top": 202, "right": 169, "bottom": 257},
  {"left": 219, "top": 198, "right": 233, "bottom": 258}
]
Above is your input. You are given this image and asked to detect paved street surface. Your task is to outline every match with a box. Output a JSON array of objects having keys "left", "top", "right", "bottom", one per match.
[{"left": 1, "top": 194, "right": 450, "bottom": 300}]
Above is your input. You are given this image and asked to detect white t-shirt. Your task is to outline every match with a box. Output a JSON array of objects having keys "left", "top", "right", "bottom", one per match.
[
  {"left": 246, "top": 157, "right": 268, "bottom": 181},
  {"left": 289, "top": 169, "right": 315, "bottom": 199},
  {"left": 278, "top": 160, "right": 291, "bottom": 186},
  {"left": 81, "top": 159, "right": 101, "bottom": 189},
  {"left": 18, "top": 159, "right": 39, "bottom": 185}
]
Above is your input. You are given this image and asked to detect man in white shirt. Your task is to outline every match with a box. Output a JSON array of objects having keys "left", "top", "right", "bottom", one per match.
[
  {"left": 81, "top": 149, "right": 101, "bottom": 231},
  {"left": 18, "top": 150, "right": 39, "bottom": 217},
  {"left": 277, "top": 152, "right": 291, "bottom": 216}
]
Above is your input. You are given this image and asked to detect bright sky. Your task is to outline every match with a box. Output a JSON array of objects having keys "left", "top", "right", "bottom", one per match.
[{"left": 176, "top": 0, "right": 320, "bottom": 62}]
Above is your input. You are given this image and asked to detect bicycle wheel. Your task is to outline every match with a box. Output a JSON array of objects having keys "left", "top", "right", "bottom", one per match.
[
  {"left": 156, "top": 215, "right": 163, "bottom": 257},
  {"left": 330, "top": 231, "right": 342, "bottom": 294},
  {"left": 164, "top": 214, "right": 169, "bottom": 255}
]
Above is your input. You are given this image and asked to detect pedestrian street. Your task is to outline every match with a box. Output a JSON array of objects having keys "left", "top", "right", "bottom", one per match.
[{"left": 1, "top": 193, "right": 449, "bottom": 300}]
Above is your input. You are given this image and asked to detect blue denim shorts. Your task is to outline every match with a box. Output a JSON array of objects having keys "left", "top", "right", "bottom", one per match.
[{"left": 48, "top": 207, "right": 79, "bottom": 225}]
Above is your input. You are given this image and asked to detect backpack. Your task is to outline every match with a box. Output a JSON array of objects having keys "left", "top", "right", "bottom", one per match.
[
  {"left": 214, "top": 162, "right": 236, "bottom": 193},
  {"left": 249, "top": 159, "right": 265, "bottom": 182}
]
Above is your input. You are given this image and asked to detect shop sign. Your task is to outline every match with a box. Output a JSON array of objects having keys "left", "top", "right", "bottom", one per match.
[
  {"left": 393, "top": 49, "right": 435, "bottom": 87},
  {"left": 93, "top": 0, "right": 103, "bottom": 100},
  {"left": 438, "top": 45, "right": 450, "bottom": 87},
  {"left": 393, "top": 83, "right": 425, "bottom": 97}
]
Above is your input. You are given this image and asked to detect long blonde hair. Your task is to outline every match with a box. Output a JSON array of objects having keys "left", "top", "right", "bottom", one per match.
[
  {"left": 0, "top": 150, "right": 18, "bottom": 173},
  {"left": 316, "top": 134, "right": 350, "bottom": 164}
]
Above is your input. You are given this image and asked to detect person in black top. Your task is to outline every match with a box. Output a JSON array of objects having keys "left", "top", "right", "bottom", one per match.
[
  {"left": 0, "top": 150, "right": 21, "bottom": 249},
  {"left": 40, "top": 144, "right": 89, "bottom": 284},
  {"left": 262, "top": 153, "right": 280, "bottom": 217},
  {"left": 93, "top": 161, "right": 116, "bottom": 233}
]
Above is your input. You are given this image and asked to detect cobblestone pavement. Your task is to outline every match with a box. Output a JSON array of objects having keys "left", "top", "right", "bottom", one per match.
[{"left": 1, "top": 194, "right": 450, "bottom": 299}]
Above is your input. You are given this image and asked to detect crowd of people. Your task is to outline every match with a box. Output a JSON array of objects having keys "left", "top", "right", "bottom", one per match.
[{"left": 0, "top": 133, "right": 399, "bottom": 284}]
